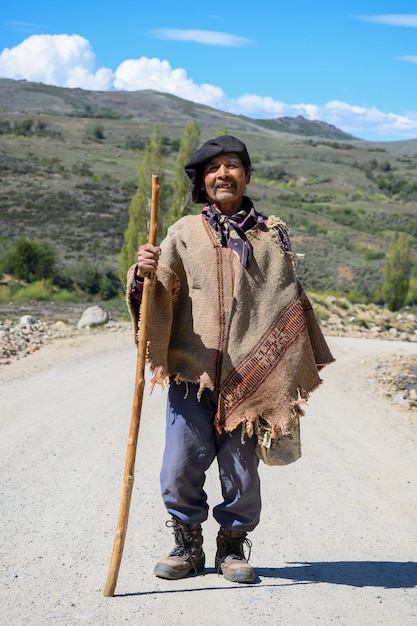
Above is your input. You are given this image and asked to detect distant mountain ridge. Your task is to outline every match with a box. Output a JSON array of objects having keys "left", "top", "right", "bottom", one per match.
[
  {"left": 0, "top": 78, "right": 352, "bottom": 140},
  {"left": 253, "top": 115, "right": 354, "bottom": 140}
]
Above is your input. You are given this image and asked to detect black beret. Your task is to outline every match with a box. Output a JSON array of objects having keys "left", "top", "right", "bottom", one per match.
[{"left": 185, "top": 135, "right": 251, "bottom": 203}]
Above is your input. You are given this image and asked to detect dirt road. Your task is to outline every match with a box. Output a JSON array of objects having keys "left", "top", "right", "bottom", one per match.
[{"left": 1, "top": 331, "right": 416, "bottom": 625}]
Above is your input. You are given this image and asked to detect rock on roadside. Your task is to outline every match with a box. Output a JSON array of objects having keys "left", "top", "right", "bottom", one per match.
[
  {"left": 0, "top": 315, "right": 73, "bottom": 365},
  {"left": 76, "top": 305, "right": 112, "bottom": 329},
  {"left": 367, "top": 353, "right": 417, "bottom": 411},
  {"left": 0, "top": 305, "right": 126, "bottom": 366},
  {"left": 314, "top": 297, "right": 417, "bottom": 343}
]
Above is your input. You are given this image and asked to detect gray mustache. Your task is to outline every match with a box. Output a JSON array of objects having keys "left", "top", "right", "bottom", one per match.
[{"left": 212, "top": 181, "right": 236, "bottom": 192}]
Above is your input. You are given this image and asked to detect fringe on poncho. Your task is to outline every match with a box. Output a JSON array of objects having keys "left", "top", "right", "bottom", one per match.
[{"left": 127, "top": 214, "right": 334, "bottom": 438}]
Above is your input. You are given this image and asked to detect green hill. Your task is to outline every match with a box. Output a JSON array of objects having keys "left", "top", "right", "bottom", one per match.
[{"left": 1, "top": 78, "right": 416, "bottom": 299}]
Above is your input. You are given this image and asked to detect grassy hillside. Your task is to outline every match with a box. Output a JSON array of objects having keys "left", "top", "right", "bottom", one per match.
[{"left": 1, "top": 78, "right": 416, "bottom": 300}]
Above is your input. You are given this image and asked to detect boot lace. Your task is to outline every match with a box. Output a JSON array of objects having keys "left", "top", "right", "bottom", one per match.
[
  {"left": 217, "top": 532, "right": 252, "bottom": 571},
  {"left": 166, "top": 519, "right": 201, "bottom": 574}
]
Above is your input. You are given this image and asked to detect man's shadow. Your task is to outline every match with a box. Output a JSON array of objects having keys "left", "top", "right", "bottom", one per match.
[
  {"left": 256, "top": 561, "right": 417, "bottom": 589},
  {"left": 117, "top": 561, "right": 417, "bottom": 597}
]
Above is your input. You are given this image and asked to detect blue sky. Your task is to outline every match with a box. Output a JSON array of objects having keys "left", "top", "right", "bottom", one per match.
[{"left": 1, "top": 1, "right": 417, "bottom": 141}]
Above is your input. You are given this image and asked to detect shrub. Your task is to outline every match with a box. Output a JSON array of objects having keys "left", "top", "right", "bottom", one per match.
[
  {"left": 0, "top": 285, "right": 10, "bottom": 303},
  {"left": 72, "top": 161, "right": 94, "bottom": 177},
  {"left": 14, "top": 119, "right": 34, "bottom": 136},
  {"left": 7, "top": 239, "right": 56, "bottom": 282},
  {"left": 93, "top": 125, "right": 105, "bottom": 140},
  {"left": 57, "top": 260, "right": 121, "bottom": 300},
  {"left": 0, "top": 119, "right": 12, "bottom": 134},
  {"left": 51, "top": 288, "right": 82, "bottom": 302},
  {"left": 365, "top": 249, "right": 385, "bottom": 261},
  {"left": 382, "top": 233, "right": 413, "bottom": 311},
  {"left": 99, "top": 273, "right": 121, "bottom": 300},
  {"left": 12, "top": 279, "right": 55, "bottom": 301}
]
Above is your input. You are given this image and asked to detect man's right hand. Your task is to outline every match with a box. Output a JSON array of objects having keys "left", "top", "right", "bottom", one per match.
[{"left": 136, "top": 244, "right": 161, "bottom": 278}]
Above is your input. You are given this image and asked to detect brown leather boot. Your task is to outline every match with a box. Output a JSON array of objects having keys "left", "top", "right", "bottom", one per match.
[
  {"left": 154, "top": 518, "right": 205, "bottom": 580},
  {"left": 215, "top": 528, "right": 255, "bottom": 583}
]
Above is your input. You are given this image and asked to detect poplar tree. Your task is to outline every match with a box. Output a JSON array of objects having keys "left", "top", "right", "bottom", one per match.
[
  {"left": 118, "top": 126, "right": 164, "bottom": 284},
  {"left": 216, "top": 126, "right": 228, "bottom": 136},
  {"left": 164, "top": 121, "right": 200, "bottom": 232},
  {"left": 382, "top": 232, "right": 413, "bottom": 311}
]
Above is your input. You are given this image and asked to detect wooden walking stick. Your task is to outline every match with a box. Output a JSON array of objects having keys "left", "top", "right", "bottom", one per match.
[{"left": 103, "top": 174, "right": 160, "bottom": 597}]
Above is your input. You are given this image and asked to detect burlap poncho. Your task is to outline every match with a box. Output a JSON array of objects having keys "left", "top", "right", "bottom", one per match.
[{"left": 127, "top": 213, "right": 334, "bottom": 438}]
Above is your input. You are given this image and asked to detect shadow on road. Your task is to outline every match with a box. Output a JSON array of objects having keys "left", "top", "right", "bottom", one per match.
[
  {"left": 114, "top": 561, "right": 417, "bottom": 597},
  {"left": 257, "top": 560, "right": 417, "bottom": 588}
]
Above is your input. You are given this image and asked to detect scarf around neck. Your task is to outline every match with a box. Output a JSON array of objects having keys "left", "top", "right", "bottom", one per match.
[{"left": 202, "top": 197, "right": 264, "bottom": 267}]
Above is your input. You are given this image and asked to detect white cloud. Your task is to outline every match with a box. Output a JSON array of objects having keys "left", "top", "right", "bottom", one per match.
[
  {"left": 227, "top": 96, "right": 417, "bottom": 138},
  {"left": 356, "top": 14, "right": 417, "bottom": 27},
  {"left": 314, "top": 101, "right": 417, "bottom": 137},
  {"left": 1, "top": 34, "right": 417, "bottom": 140},
  {"left": 114, "top": 56, "right": 225, "bottom": 106},
  {"left": 0, "top": 34, "right": 113, "bottom": 90},
  {"left": 228, "top": 95, "right": 322, "bottom": 120},
  {"left": 229, "top": 95, "right": 288, "bottom": 116},
  {"left": 150, "top": 29, "right": 254, "bottom": 47}
]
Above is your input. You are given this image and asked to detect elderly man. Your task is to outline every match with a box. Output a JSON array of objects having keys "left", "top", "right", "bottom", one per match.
[{"left": 127, "top": 135, "right": 333, "bottom": 584}]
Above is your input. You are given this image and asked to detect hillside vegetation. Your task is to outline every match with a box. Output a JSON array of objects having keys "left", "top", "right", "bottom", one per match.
[{"left": 1, "top": 78, "right": 416, "bottom": 301}]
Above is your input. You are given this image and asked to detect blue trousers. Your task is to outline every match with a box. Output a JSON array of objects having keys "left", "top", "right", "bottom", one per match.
[{"left": 160, "top": 380, "right": 261, "bottom": 532}]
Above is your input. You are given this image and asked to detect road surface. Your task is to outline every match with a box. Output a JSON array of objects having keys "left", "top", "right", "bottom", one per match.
[{"left": 1, "top": 331, "right": 416, "bottom": 625}]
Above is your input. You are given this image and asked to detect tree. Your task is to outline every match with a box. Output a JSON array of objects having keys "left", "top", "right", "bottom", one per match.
[
  {"left": 382, "top": 232, "right": 413, "bottom": 311},
  {"left": 164, "top": 121, "right": 200, "bottom": 232},
  {"left": 8, "top": 239, "right": 56, "bottom": 282},
  {"left": 118, "top": 126, "right": 165, "bottom": 284},
  {"left": 216, "top": 126, "right": 228, "bottom": 136}
]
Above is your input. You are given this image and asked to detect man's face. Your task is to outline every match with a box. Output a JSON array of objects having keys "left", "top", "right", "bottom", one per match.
[{"left": 201, "top": 152, "right": 251, "bottom": 215}]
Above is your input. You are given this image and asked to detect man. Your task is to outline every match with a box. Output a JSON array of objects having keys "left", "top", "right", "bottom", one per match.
[{"left": 127, "top": 135, "right": 333, "bottom": 584}]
